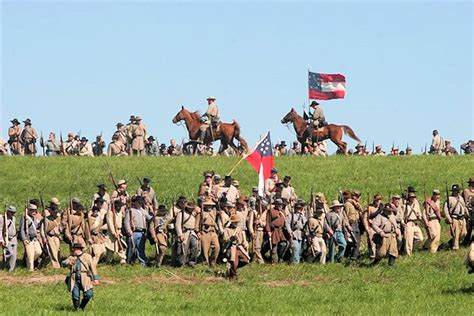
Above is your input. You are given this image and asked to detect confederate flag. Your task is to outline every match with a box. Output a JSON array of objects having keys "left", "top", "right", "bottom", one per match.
[
  {"left": 309, "top": 71, "right": 346, "bottom": 100},
  {"left": 245, "top": 131, "right": 275, "bottom": 197}
]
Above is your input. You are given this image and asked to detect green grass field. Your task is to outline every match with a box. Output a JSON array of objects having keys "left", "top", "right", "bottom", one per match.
[{"left": 0, "top": 156, "right": 473, "bottom": 315}]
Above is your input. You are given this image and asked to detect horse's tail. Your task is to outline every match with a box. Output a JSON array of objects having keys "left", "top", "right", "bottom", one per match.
[
  {"left": 341, "top": 125, "right": 361, "bottom": 143},
  {"left": 232, "top": 120, "right": 249, "bottom": 153}
]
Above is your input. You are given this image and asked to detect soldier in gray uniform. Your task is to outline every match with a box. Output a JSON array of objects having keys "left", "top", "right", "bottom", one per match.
[
  {"left": 44, "top": 132, "right": 61, "bottom": 156},
  {"left": 285, "top": 201, "right": 307, "bottom": 264},
  {"left": 19, "top": 204, "right": 43, "bottom": 271},
  {"left": 0, "top": 206, "right": 18, "bottom": 272},
  {"left": 371, "top": 204, "right": 401, "bottom": 266},
  {"left": 175, "top": 202, "right": 200, "bottom": 267},
  {"left": 124, "top": 196, "right": 152, "bottom": 266},
  {"left": 149, "top": 205, "right": 169, "bottom": 267}
]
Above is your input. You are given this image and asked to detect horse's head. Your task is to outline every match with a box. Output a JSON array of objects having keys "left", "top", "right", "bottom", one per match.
[
  {"left": 172, "top": 106, "right": 186, "bottom": 124},
  {"left": 281, "top": 108, "right": 296, "bottom": 124}
]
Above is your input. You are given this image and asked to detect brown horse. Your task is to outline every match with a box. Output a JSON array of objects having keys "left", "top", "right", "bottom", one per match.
[
  {"left": 281, "top": 108, "right": 361, "bottom": 154},
  {"left": 172, "top": 106, "right": 248, "bottom": 155}
]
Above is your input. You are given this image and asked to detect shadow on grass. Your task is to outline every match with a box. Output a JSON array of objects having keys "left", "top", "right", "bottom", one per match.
[{"left": 442, "top": 285, "right": 474, "bottom": 295}]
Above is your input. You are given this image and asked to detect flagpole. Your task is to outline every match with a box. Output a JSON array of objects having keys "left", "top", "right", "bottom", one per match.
[
  {"left": 226, "top": 132, "right": 267, "bottom": 176},
  {"left": 226, "top": 154, "right": 248, "bottom": 176}
]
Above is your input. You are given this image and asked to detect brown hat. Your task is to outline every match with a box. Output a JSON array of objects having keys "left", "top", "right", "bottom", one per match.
[
  {"left": 185, "top": 202, "right": 196, "bottom": 211},
  {"left": 408, "top": 192, "right": 417, "bottom": 198},
  {"left": 50, "top": 197, "right": 60, "bottom": 205},
  {"left": 229, "top": 214, "right": 240, "bottom": 223},
  {"left": 468, "top": 177, "right": 474, "bottom": 184},
  {"left": 373, "top": 194, "right": 383, "bottom": 201}
]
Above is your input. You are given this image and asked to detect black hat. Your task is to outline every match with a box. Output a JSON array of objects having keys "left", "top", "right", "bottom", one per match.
[
  {"left": 94, "top": 197, "right": 105, "bottom": 205},
  {"left": 283, "top": 175, "right": 291, "bottom": 182},
  {"left": 143, "top": 176, "right": 151, "bottom": 183},
  {"left": 280, "top": 141, "right": 287, "bottom": 147},
  {"left": 116, "top": 122, "right": 124, "bottom": 127},
  {"left": 80, "top": 137, "right": 88, "bottom": 142},
  {"left": 451, "top": 184, "right": 460, "bottom": 192},
  {"left": 224, "top": 175, "right": 233, "bottom": 181},
  {"left": 407, "top": 186, "right": 416, "bottom": 193},
  {"left": 310, "top": 101, "right": 320, "bottom": 107},
  {"left": 160, "top": 143, "right": 166, "bottom": 149},
  {"left": 148, "top": 136, "right": 155, "bottom": 141},
  {"left": 10, "top": 118, "right": 20, "bottom": 125},
  {"left": 71, "top": 243, "right": 84, "bottom": 249},
  {"left": 97, "top": 184, "right": 106, "bottom": 190},
  {"left": 23, "top": 118, "right": 32, "bottom": 125}
]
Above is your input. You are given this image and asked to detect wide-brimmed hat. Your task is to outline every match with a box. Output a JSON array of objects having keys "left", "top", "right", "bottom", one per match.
[
  {"left": 230, "top": 214, "right": 240, "bottom": 223},
  {"left": 10, "top": 118, "right": 20, "bottom": 125},
  {"left": 373, "top": 194, "right": 383, "bottom": 201},
  {"left": 185, "top": 202, "right": 196, "bottom": 211},
  {"left": 432, "top": 190, "right": 440, "bottom": 195},
  {"left": 271, "top": 168, "right": 278, "bottom": 174},
  {"left": 117, "top": 179, "right": 127, "bottom": 186},
  {"left": 310, "top": 101, "right": 319, "bottom": 107},
  {"left": 202, "top": 199, "right": 216, "bottom": 207},
  {"left": 206, "top": 96, "right": 216, "bottom": 101},
  {"left": 468, "top": 177, "right": 474, "bottom": 184},
  {"left": 330, "top": 200, "right": 343, "bottom": 209},
  {"left": 80, "top": 137, "right": 88, "bottom": 142},
  {"left": 407, "top": 192, "right": 417, "bottom": 198},
  {"left": 28, "top": 204, "right": 38, "bottom": 211},
  {"left": 143, "top": 176, "right": 151, "bottom": 183},
  {"left": 23, "top": 118, "right": 32, "bottom": 125},
  {"left": 392, "top": 194, "right": 401, "bottom": 200},
  {"left": 97, "top": 184, "right": 107, "bottom": 190},
  {"left": 50, "top": 197, "right": 60, "bottom": 205},
  {"left": 273, "top": 198, "right": 284, "bottom": 205},
  {"left": 7, "top": 206, "right": 17, "bottom": 213},
  {"left": 451, "top": 184, "right": 460, "bottom": 193}
]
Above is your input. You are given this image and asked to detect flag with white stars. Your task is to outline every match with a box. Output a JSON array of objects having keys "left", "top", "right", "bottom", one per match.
[
  {"left": 245, "top": 132, "right": 275, "bottom": 197},
  {"left": 308, "top": 71, "right": 346, "bottom": 100}
]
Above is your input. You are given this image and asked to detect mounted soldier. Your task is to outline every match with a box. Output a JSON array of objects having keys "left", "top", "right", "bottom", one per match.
[
  {"left": 309, "top": 101, "right": 327, "bottom": 132},
  {"left": 199, "top": 96, "right": 220, "bottom": 143}
]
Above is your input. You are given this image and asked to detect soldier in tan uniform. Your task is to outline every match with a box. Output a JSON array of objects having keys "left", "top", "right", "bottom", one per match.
[
  {"left": 266, "top": 198, "right": 287, "bottom": 263},
  {"left": 137, "top": 177, "right": 157, "bottom": 210},
  {"left": 307, "top": 204, "right": 330, "bottom": 264},
  {"left": 390, "top": 195, "right": 404, "bottom": 250},
  {"left": 343, "top": 191, "right": 362, "bottom": 259},
  {"left": 444, "top": 184, "right": 468, "bottom": 250},
  {"left": 62, "top": 198, "right": 87, "bottom": 249},
  {"left": 404, "top": 192, "right": 424, "bottom": 256},
  {"left": 217, "top": 176, "right": 239, "bottom": 204},
  {"left": 79, "top": 137, "right": 94, "bottom": 157},
  {"left": 168, "top": 196, "right": 187, "bottom": 266},
  {"left": 64, "top": 133, "right": 80, "bottom": 156},
  {"left": 105, "top": 199, "right": 127, "bottom": 264},
  {"left": 372, "top": 204, "right": 400, "bottom": 266},
  {"left": 131, "top": 116, "right": 147, "bottom": 156},
  {"left": 19, "top": 204, "right": 43, "bottom": 271},
  {"left": 223, "top": 214, "right": 250, "bottom": 279},
  {"left": 248, "top": 198, "right": 268, "bottom": 264},
  {"left": 309, "top": 101, "right": 326, "bottom": 129},
  {"left": 7, "top": 118, "right": 23, "bottom": 155},
  {"left": 40, "top": 198, "right": 63, "bottom": 268},
  {"left": 364, "top": 194, "right": 383, "bottom": 258},
  {"left": 20, "top": 119, "right": 37, "bottom": 155},
  {"left": 422, "top": 190, "right": 442, "bottom": 253},
  {"left": 430, "top": 130, "right": 445, "bottom": 154},
  {"left": 149, "top": 205, "right": 169, "bottom": 267},
  {"left": 197, "top": 198, "right": 220, "bottom": 267},
  {"left": 111, "top": 180, "right": 129, "bottom": 206},
  {"left": 87, "top": 198, "right": 108, "bottom": 266},
  {"left": 463, "top": 177, "right": 474, "bottom": 244},
  {"left": 175, "top": 202, "right": 200, "bottom": 267},
  {"left": 466, "top": 242, "right": 474, "bottom": 274},
  {"left": 108, "top": 134, "right": 128, "bottom": 156},
  {"left": 62, "top": 243, "right": 99, "bottom": 311},
  {"left": 264, "top": 168, "right": 279, "bottom": 197},
  {"left": 114, "top": 122, "right": 128, "bottom": 146},
  {"left": 198, "top": 172, "right": 217, "bottom": 201},
  {"left": 91, "top": 184, "right": 111, "bottom": 212},
  {"left": 199, "top": 96, "right": 220, "bottom": 142},
  {"left": 281, "top": 176, "right": 297, "bottom": 206}
]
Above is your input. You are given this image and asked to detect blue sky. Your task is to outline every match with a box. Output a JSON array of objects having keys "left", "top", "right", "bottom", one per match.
[{"left": 1, "top": 1, "right": 472, "bottom": 153}]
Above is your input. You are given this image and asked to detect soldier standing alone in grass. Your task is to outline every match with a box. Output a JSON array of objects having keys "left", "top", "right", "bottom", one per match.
[{"left": 62, "top": 243, "right": 99, "bottom": 311}]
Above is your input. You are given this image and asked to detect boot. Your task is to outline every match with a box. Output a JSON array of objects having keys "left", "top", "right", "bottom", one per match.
[
  {"left": 73, "top": 299, "right": 81, "bottom": 311},
  {"left": 80, "top": 298, "right": 91, "bottom": 310},
  {"left": 372, "top": 258, "right": 381, "bottom": 266},
  {"left": 388, "top": 255, "right": 396, "bottom": 266}
]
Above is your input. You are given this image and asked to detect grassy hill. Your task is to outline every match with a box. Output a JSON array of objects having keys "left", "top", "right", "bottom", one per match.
[{"left": 0, "top": 156, "right": 473, "bottom": 314}]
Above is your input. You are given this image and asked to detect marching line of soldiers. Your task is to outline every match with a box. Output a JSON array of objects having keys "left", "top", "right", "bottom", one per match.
[
  {"left": 3, "top": 117, "right": 473, "bottom": 157},
  {"left": 1, "top": 174, "right": 474, "bottom": 282}
]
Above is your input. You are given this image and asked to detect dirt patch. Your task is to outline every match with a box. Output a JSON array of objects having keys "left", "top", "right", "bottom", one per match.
[
  {"left": 130, "top": 274, "right": 226, "bottom": 285},
  {"left": 266, "top": 280, "right": 312, "bottom": 287},
  {"left": 0, "top": 274, "right": 115, "bottom": 285}
]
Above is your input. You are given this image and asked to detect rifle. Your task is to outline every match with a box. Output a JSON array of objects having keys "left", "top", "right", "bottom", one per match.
[
  {"left": 364, "top": 141, "right": 367, "bottom": 155},
  {"left": 3, "top": 205, "right": 8, "bottom": 249},
  {"left": 40, "top": 131, "right": 45, "bottom": 156},
  {"left": 107, "top": 162, "right": 119, "bottom": 191},
  {"left": 24, "top": 198, "right": 29, "bottom": 241},
  {"left": 137, "top": 177, "right": 143, "bottom": 188},
  {"left": 424, "top": 143, "right": 427, "bottom": 155},
  {"left": 445, "top": 181, "right": 454, "bottom": 236},
  {"left": 67, "top": 195, "right": 73, "bottom": 244},
  {"left": 371, "top": 141, "right": 375, "bottom": 155},
  {"left": 423, "top": 185, "right": 432, "bottom": 240},
  {"left": 39, "top": 192, "right": 51, "bottom": 259},
  {"left": 60, "top": 132, "right": 65, "bottom": 155}
]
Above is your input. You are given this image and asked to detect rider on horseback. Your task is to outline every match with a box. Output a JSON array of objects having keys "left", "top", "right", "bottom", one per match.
[
  {"left": 309, "top": 101, "right": 327, "bottom": 129},
  {"left": 199, "top": 96, "right": 220, "bottom": 143}
]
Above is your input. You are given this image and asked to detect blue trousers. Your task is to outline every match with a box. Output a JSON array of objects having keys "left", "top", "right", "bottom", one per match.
[
  {"left": 127, "top": 232, "right": 147, "bottom": 266},
  {"left": 72, "top": 281, "right": 93, "bottom": 302},
  {"left": 290, "top": 240, "right": 302, "bottom": 264},
  {"left": 328, "top": 231, "right": 347, "bottom": 262}
]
